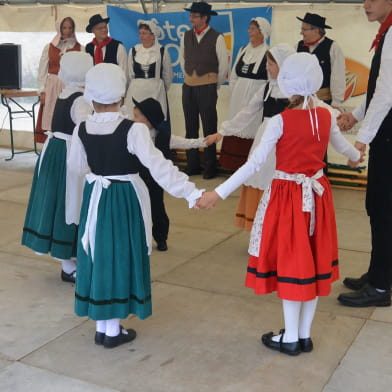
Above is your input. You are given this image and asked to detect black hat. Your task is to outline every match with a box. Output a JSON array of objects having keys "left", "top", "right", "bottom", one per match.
[
  {"left": 296, "top": 13, "right": 332, "bottom": 29},
  {"left": 86, "top": 14, "right": 110, "bottom": 33},
  {"left": 133, "top": 98, "right": 164, "bottom": 129},
  {"left": 184, "top": 2, "right": 218, "bottom": 16}
]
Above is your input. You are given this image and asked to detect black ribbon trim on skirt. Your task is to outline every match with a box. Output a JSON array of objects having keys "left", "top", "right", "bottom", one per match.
[
  {"left": 23, "top": 227, "right": 74, "bottom": 246},
  {"left": 247, "top": 259, "right": 339, "bottom": 285},
  {"left": 75, "top": 292, "right": 152, "bottom": 306}
]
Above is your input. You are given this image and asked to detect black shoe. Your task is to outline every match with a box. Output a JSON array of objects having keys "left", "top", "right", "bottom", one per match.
[
  {"left": 184, "top": 168, "right": 202, "bottom": 176},
  {"left": 261, "top": 329, "right": 301, "bottom": 356},
  {"left": 299, "top": 337, "right": 313, "bottom": 352},
  {"left": 103, "top": 327, "right": 137, "bottom": 349},
  {"left": 157, "top": 241, "right": 168, "bottom": 251},
  {"left": 338, "top": 283, "right": 391, "bottom": 307},
  {"left": 95, "top": 331, "right": 105, "bottom": 345},
  {"left": 203, "top": 171, "right": 217, "bottom": 180},
  {"left": 343, "top": 273, "right": 368, "bottom": 291},
  {"left": 61, "top": 270, "right": 76, "bottom": 283}
]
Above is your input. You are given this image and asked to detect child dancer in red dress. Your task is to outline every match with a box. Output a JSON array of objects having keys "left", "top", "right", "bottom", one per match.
[{"left": 197, "top": 53, "right": 363, "bottom": 356}]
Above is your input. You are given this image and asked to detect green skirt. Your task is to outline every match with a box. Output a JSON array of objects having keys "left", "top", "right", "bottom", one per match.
[
  {"left": 22, "top": 137, "right": 78, "bottom": 259},
  {"left": 75, "top": 181, "right": 152, "bottom": 321}
]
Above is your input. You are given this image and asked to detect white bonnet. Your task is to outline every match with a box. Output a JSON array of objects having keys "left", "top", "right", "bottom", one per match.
[
  {"left": 277, "top": 52, "right": 323, "bottom": 98},
  {"left": 58, "top": 51, "right": 93, "bottom": 87},
  {"left": 84, "top": 63, "right": 126, "bottom": 106},
  {"left": 269, "top": 43, "right": 296, "bottom": 68},
  {"left": 251, "top": 17, "right": 271, "bottom": 39},
  {"left": 138, "top": 19, "right": 160, "bottom": 38}
]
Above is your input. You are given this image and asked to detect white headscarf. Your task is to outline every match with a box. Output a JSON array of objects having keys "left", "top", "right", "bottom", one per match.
[
  {"left": 58, "top": 52, "right": 93, "bottom": 87},
  {"left": 252, "top": 17, "right": 271, "bottom": 40},
  {"left": 138, "top": 19, "right": 160, "bottom": 38},
  {"left": 269, "top": 43, "right": 296, "bottom": 68},
  {"left": 51, "top": 17, "right": 78, "bottom": 48},
  {"left": 278, "top": 52, "right": 323, "bottom": 140},
  {"left": 84, "top": 63, "right": 126, "bottom": 107}
]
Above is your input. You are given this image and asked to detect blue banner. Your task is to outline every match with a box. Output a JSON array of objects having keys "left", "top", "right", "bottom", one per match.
[{"left": 107, "top": 5, "right": 272, "bottom": 83}]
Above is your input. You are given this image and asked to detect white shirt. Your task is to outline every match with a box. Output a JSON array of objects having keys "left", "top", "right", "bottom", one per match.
[
  {"left": 353, "top": 28, "right": 392, "bottom": 144},
  {"left": 180, "top": 26, "right": 229, "bottom": 86},
  {"left": 299, "top": 37, "right": 346, "bottom": 106},
  {"left": 215, "top": 111, "right": 361, "bottom": 200},
  {"left": 58, "top": 86, "right": 92, "bottom": 125}
]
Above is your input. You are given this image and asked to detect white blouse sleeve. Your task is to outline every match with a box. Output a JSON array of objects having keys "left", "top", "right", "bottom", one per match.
[
  {"left": 127, "top": 47, "right": 135, "bottom": 82},
  {"left": 170, "top": 135, "right": 206, "bottom": 149},
  {"left": 357, "top": 29, "right": 392, "bottom": 144},
  {"left": 117, "top": 43, "right": 129, "bottom": 79},
  {"left": 70, "top": 97, "right": 93, "bottom": 125},
  {"left": 229, "top": 48, "right": 243, "bottom": 85},
  {"left": 66, "top": 124, "right": 90, "bottom": 224},
  {"left": 216, "top": 34, "right": 229, "bottom": 86},
  {"left": 329, "top": 41, "right": 346, "bottom": 106},
  {"left": 219, "top": 84, "right": 266, "bottom": 136},
  {"left": 162, "top": 47, "right": 173, "bottom": 91},
  {"left": 127, "top": 123, "right": 203, "bottom": 207},
  {"left": 352, "top": 97, "right": 367, "bottom": 122},
  {"left": 215, "top": 114, "right": 283, "bottom": 199},
  {"left": 37, "top": 44, "right": 50, "bottom": 94},
  {"left": 329, "top": 115, "right": 361, "bottom": 162}
]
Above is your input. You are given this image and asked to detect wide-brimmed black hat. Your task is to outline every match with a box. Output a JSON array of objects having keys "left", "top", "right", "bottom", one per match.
[
  {"left": 296, "top": 13, "right": 332, "bottom": 29},
  {"left": 184, "top": 2, "right": 218, "bottom": 16},
  {"left": 86, "top": 14, "right": 110, "bottom": 33},
  {"left": 133, "top": 98, "right": 164, "bottom": 129}
]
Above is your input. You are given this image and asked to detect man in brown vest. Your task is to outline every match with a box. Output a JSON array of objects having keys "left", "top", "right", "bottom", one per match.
[{"left": 181, "top": 2, "right": 228, "bottom": 179}]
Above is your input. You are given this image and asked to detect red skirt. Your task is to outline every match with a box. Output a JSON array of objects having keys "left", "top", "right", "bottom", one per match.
[
  {"left": 219, "top": 136, "right": 253, "bottom": 171},
  {"left": 245, "top": 175, "right": 339, "bottom": 301}
]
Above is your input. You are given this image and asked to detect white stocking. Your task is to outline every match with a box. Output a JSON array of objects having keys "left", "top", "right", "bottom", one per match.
[
  {"left": 299, "top": 297, "right": 318, "bottom": 339},
  {"left": 96, "top": 320, "right": 106, "bottom": 334},
  {"left": 272, "top": 300, "right": 301, "bottom": 343},
  {"left": 55, "top": 258, "right": 76, "bottom": 274},
  {"left": 105, "top": 319, "right": 120, "bottom": 337}
]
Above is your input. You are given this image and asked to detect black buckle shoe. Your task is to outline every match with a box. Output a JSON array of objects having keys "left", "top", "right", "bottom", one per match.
[
  {"left": 157, "top": 240, "right": 168, "bottom": 251},
  {"left": 343, "top": 273, "right": 368, "bottom": 291},
  {"left": 61, "top": 270, "right": 76, "bottom": 283},
  {"left": 261, "top": 329, "right": 301, "bottom": 356},
  {"left": 103, "top": 327, "right": 137, "bottom": 349},
  {"left": 299, "top": 337, "right": 313, "bottom": 352},
  {"left": 338, "top": 283, "right": 391, "bottom": 307},
  {"left": 95, "top": 332, "right": 105, "bottom": 345}
]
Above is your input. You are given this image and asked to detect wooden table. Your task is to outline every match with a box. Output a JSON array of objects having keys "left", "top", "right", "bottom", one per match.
[{"left": 0, "top": 88, "right": 40, "bottom": 160}]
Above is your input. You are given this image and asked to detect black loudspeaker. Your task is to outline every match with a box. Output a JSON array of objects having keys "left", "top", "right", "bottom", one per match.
[{"left": 0, "top": 44, "right": 22, "bottom": 89}]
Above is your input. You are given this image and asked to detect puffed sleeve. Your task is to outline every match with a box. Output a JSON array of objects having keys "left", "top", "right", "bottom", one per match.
[
  {"left": 127, "top": 123, "right": 203, "bottom": 207},
  {"left": 66, "top": 124, "right": 90, "bottom": 224},
  {"left": 215, "top": 114, "right": 283, "bottom": 199},
  {"left": 37, "top": 44, "right": 50, "bottom": 94},
  {"left": 162, "top": 47, "right": 173, "bottom": 91}
]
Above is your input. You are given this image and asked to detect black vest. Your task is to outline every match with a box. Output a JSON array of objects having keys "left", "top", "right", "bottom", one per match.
[
  {"left": 234, "top": 49, "right": 267, "bottom": 80},
  {"left": 78, "top": 119, "right": 141, "bottom": 176},
  {"left": 262, "top": 83, "right": 289, "bottom": 119},
  {"left": 51, "top": 92, "right": 82, "bottom": 135},
  {"left": 132, "top": 46, "right": 165, "bottom": 79},
  {"left": 184, "top": 28, "right": 220, "bottom": 76},
  {"left": 297, "top": 37, "right": 333, "bottom": 89},
  {"left": 365, "top": 30, "right": 392, "bottom": 145},
  {"left": 86, "top": 39, "right": 122, "bottom": 65}
]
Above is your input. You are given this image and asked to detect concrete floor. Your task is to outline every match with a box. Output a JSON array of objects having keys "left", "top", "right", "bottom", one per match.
[{"left": 0, "top": 147, "right": 391, "bottom": 392}]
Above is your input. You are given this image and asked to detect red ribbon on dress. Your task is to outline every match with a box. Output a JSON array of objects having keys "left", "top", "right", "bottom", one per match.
[
  {"left": 370, "top": 11, "right": 392, "bottom": 51},
  {"left": 92, "top": 37, "right": 113, "bottom": 64}
]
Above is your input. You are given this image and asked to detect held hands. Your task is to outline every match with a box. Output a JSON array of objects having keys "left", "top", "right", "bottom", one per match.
[
  {"left": 204, "top": 133, "right": 223, "bottom": 146},
  {"left": 337, "top": 112, "right": 357, "bottom": 132},
  {"left": 195, "top": 191, "right": 221, "bottom": 210},
  {"left": 347, "top": 141, "right": 366, "bottom": 168}
]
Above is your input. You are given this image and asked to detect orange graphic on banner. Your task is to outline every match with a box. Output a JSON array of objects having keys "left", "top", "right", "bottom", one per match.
[{"left": 344, "top": 58, "right": 370, "bottom": 101}]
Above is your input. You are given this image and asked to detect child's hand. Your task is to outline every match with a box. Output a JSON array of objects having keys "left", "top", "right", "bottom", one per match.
[
  {"left": 337, "top": 112, "right": 357, "bottom": 131},
  {"left": 196, "top": 191, "right": 221, "bottom": 210},
  {"left": 204, "top": 133, "right": 223, "bottom": 146}
]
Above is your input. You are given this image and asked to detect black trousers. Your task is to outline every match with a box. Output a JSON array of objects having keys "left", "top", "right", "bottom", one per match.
[
  {"left": 368, "top": 214, "right": 392, "bottom": 290},
  {"left": 182, "top": 83, "right": 218, "bottom": 175},
  {"left": 140, "top": 169, "right": 169, "bottom": 243}
]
